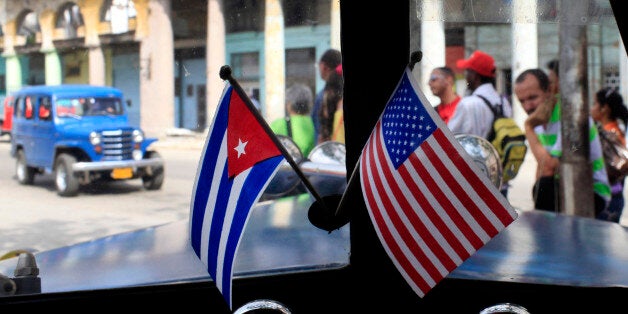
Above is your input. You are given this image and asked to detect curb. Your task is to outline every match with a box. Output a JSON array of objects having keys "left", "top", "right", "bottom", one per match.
[{"left": 151, "top": 135, "right": 206, "bottom": 150}]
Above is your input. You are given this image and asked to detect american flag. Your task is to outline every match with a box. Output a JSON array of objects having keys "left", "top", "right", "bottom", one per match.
[
  {"left": 189, "top": 82, "right": 284, "bottom": 309},
  {"left": 359, "top": 68, "right": 517, "bottom": 298}
]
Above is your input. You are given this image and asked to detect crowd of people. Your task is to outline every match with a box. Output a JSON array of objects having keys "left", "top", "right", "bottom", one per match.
[
  {"left": 269, "top": 48, "right": 345, "bottom": 161},
  {"left": 428, "top": 50, "right": 628, "bottom": 224},
  {"left": 265, "top": 47, "right": 627, "bottom": 224}
]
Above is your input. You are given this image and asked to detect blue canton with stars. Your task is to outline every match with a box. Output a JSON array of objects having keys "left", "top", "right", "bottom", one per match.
[{"left": 381, "top": 72, "right": 437, "bottom": 169}]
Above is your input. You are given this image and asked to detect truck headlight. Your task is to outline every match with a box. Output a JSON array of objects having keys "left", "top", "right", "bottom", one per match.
[
  {"left": 132, "top": 129, "right": 144, "bottom": 143},
  {"left": 132, "top": 149, "right": 143, "bottom": 160},
  {"left": 89, "top": 131, "right": 102, "bottom": 145}
]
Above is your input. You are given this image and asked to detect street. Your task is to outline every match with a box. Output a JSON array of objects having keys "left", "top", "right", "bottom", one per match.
[
  {"left": 0, "top": 134, "right": 204, "bottom": 254},
  {"left": 1, "top": 132, "right": 626, "bottom": 256}
]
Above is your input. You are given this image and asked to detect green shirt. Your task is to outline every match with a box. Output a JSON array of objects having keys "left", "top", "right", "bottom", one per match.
[
  {"left": 271, "top": 115, "right": 316, "bottom": 158},
  {"left": 534, "top": 98, "right": 611, "bottom": 203}
]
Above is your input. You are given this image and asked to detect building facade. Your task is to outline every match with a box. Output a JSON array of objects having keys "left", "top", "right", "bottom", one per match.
[
  {"left": 0, "top": 0, "right": 340, "bottom": 136},
  {"left": 0, "top": 0, "right": 623, "bottom": 137}
]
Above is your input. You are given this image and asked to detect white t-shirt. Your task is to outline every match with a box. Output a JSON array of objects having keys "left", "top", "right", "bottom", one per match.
[{"left": 447, "top": 83, "right": 512, "bottom": 138}]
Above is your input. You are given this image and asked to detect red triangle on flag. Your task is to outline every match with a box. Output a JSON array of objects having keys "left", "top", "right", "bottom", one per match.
[{"left": 227, "top": 90, "right": 282, "bottom": 178}]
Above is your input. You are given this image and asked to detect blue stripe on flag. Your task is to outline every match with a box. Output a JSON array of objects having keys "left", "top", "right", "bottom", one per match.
[{"left": 190, "top": 87, "right": 231, "bottom": 255}]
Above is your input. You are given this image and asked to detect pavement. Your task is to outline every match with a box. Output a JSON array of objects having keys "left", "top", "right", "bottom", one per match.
[
  {"left": 505, "top": 152, "right": 537, "bottom": 213},
  {"left": 151, "top": 128, "right": 207, "bottom": 150}
]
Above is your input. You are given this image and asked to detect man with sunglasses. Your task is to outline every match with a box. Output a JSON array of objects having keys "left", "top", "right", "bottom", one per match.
[{"left": 428, "top": 66, "right": 461, "bottom": 124}]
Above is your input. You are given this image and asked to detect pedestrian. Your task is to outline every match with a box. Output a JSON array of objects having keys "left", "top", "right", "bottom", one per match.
[
  {"left": 428, "top": 66, "right": 461, "bottom": 123},
  {"left": 591, "top": 87, "right": 628, "bottom": 223},
  {"left": 514, "top": 68, "right": 611, "bottom": 217},
  {"left": 318, "top": 64, "right": 344, "bottom": 144},
  {"left": 313, "top": 49, "right": 342, "bottom": 143},
  {"left": 448, "top": 50, "right": 512, "bottom": 196},
  {"left": 448, "top": 50, "right": 512, "bottom": 138},
  {"left": 270, "top": 83, "right": 316, "bottom": 157}
]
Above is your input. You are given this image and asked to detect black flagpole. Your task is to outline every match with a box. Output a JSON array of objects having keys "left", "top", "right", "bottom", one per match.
[{"left": 219, "top": 65, "right": 328, "bottom": 211}]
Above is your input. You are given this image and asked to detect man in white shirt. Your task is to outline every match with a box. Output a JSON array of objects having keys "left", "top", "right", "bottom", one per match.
[
  {"left": 447, "top": 50, "right": 512, "bottom": 138},
  {"left": 448, "top": 50, "right": 513, "bottom": 196}
]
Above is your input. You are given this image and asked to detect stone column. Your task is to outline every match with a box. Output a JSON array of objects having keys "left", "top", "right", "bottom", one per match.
[
  {"left": 264, "top": 0, "right": 285, "bottom": 122},
  {"left": 419, "top": 0, "right": 445, "bottom": 107},
  {"left": 138, "top": 0, "right": 175, "bottom": 136},
  {"left": 88, "top": 47, "right": 106, "bottom": 86},
  {"left": 81, "top": 0, "right": 107, "bottom": 86},
  {"left": 39, "top": 10, "right": 63, "bottom": 85},
  {"left": 2, "top": 20, "right": 22, "bottom": 93},
  {"left": 511, "top": 0, "right": 538, "bottom": 127},
  {"left": 206, "top": 0, "right": 226, "bottom": 123},
  {"left": 330, "top": 0, "right": 340, "bottom": 50}
]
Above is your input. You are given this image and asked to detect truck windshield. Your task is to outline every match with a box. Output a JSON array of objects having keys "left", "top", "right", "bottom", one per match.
[{"left": 56, "top": 97, "right": 123, "bottom": 117}]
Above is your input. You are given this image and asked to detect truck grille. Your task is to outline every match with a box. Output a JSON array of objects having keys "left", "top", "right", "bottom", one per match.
[{"left": 101, "top": 129, "right": 134, "bottom": 160}]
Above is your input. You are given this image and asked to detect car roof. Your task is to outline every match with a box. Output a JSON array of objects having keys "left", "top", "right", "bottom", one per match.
[{"left": 11, "top": 84, "right": 123, "bottom": 98}]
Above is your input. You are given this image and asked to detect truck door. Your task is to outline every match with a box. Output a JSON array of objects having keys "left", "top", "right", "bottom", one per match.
[
  {"left": 31, "top": 96, "right": 55, "bottom": 169},
  {"left": 12, "top": 96, "right": 37, "bottom": 165}
]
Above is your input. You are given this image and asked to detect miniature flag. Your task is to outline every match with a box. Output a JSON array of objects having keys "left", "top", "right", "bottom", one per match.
[
  {"left": 359, "top": 67, "right": 517, "bottom": 298},
  {"left": 189, "top": 82, "right": 284, "bottom": 309}
]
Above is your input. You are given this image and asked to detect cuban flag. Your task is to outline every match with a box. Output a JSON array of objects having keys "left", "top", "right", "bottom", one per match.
[
  {"left": 189, "top": 83, "right": 284, "bottom": 309},
  {"left": 359, "top": 68, "right": 517, "bottom": 298}
]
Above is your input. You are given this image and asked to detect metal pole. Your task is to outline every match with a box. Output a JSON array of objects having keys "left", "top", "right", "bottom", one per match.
[{"left": 558, "top": 0, "right": 595, "bottom": 218}]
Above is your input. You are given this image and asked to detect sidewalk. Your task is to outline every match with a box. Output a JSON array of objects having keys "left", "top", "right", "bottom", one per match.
[
  {"left": 506, "top": 152, "right": 536, "bottom": 213},
  {"left": 507, "top": 152, "right": 628, "bottom": 227},
  {"left": 151, "top": 128, "right": 207, "bottom": 150}
]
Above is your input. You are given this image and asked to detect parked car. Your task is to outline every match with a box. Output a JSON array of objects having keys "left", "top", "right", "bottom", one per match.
[
  {"left": 0, "top": 95, "right": 13, "bottom": 137},
  {"left": 9, "top": 85, "right": 164, "bottom": 196}
]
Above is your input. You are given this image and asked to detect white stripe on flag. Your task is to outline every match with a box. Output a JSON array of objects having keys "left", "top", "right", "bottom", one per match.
[
  {"left": 425, "top": 135, "right": 510, "bottom": 233},
  {"left": 200, "top": 131, "right": 228, "bottom": 264},
  {"left": 216, "top": 166, "right": 250, "bottom": 292},
  {"left": 370, "top": 127, "right": 454, "bottom": 274}
]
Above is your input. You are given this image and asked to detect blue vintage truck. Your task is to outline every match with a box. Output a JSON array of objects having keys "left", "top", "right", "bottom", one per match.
[{"left": 9, "top": 85, "right": 164, "bottom": 196}]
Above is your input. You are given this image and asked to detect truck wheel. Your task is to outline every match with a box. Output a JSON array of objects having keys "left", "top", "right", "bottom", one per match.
[
  {"left": 55, "top": 153, "right": 80, "bottom": 197},
  {"left": 142, "top": 151, "right": 164, "bottom": 190},
  {"left": 16, "top": 149, "right": 35, "bottom": 185}
]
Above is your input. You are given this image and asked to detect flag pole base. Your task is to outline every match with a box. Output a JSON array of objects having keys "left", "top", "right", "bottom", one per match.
[{"left": 308, "top": 194, "right": 350, "bottom": 232}]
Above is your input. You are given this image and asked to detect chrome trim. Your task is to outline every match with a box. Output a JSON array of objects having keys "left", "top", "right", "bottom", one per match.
[
  {"left": 299, "top": 161, "right": 346, "bottom": 177},
  {"left": 71, "top": 157, "right": 163, "bottom": 172}
]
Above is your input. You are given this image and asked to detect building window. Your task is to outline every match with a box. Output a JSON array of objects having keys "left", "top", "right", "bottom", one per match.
[
  {"left": 101, "top": 0, "right": 137, "bottom": 34},
  {"left": 56, "top": 3, "right": 84, "bottom": 38},
  {"left": 231, "top": 52, "right": 260, "bottom": 81},
  {"left": 286, "top": 48, "right": 316, "bottom": 96},
  {"left": 17, "top": 10, "right": 40, "bottom": 45},
  {"left": 225, "top": 0, "right": 263, "bottom": 33},
  {"left": 604, "top": 66, "right": 620, "bottom": 90}
]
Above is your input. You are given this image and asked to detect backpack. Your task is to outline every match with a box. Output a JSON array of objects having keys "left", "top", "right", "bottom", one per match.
[{"left": 477, "top": 95, "right": 528, "bottom": 183}]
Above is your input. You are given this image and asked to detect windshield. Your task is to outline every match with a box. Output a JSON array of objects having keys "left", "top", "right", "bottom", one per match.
[
  {"left": 0, "top": 0, "right": 348, "bottom": 294},
  {"left": 0, "top": 0, "right": 626, "bottom": 305},
  {"left": 56, "top": 97, "right": 123, "bottom": 117}
]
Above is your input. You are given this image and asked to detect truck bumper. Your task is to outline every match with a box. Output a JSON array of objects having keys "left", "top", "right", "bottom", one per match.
[{"left": 72, "top": 157, "right": 164, "bottom": 172}]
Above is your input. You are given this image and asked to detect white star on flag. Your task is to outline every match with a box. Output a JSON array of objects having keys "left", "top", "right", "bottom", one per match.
[{"left": 234, "top": 138, "right": 248, "bottom": 158}]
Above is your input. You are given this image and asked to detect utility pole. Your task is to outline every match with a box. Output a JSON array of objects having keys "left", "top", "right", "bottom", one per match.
[{"left": 558, "top": 0, "right": 595, "bottom": 218}]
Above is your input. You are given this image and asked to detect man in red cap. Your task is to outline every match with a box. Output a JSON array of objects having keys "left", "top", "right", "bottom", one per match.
[
  {"left": 448, "top": 50, "right": 512, "bottom": 137},
  {"left": 448, "top": 50, "right": 513, "bottom": 196}
]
